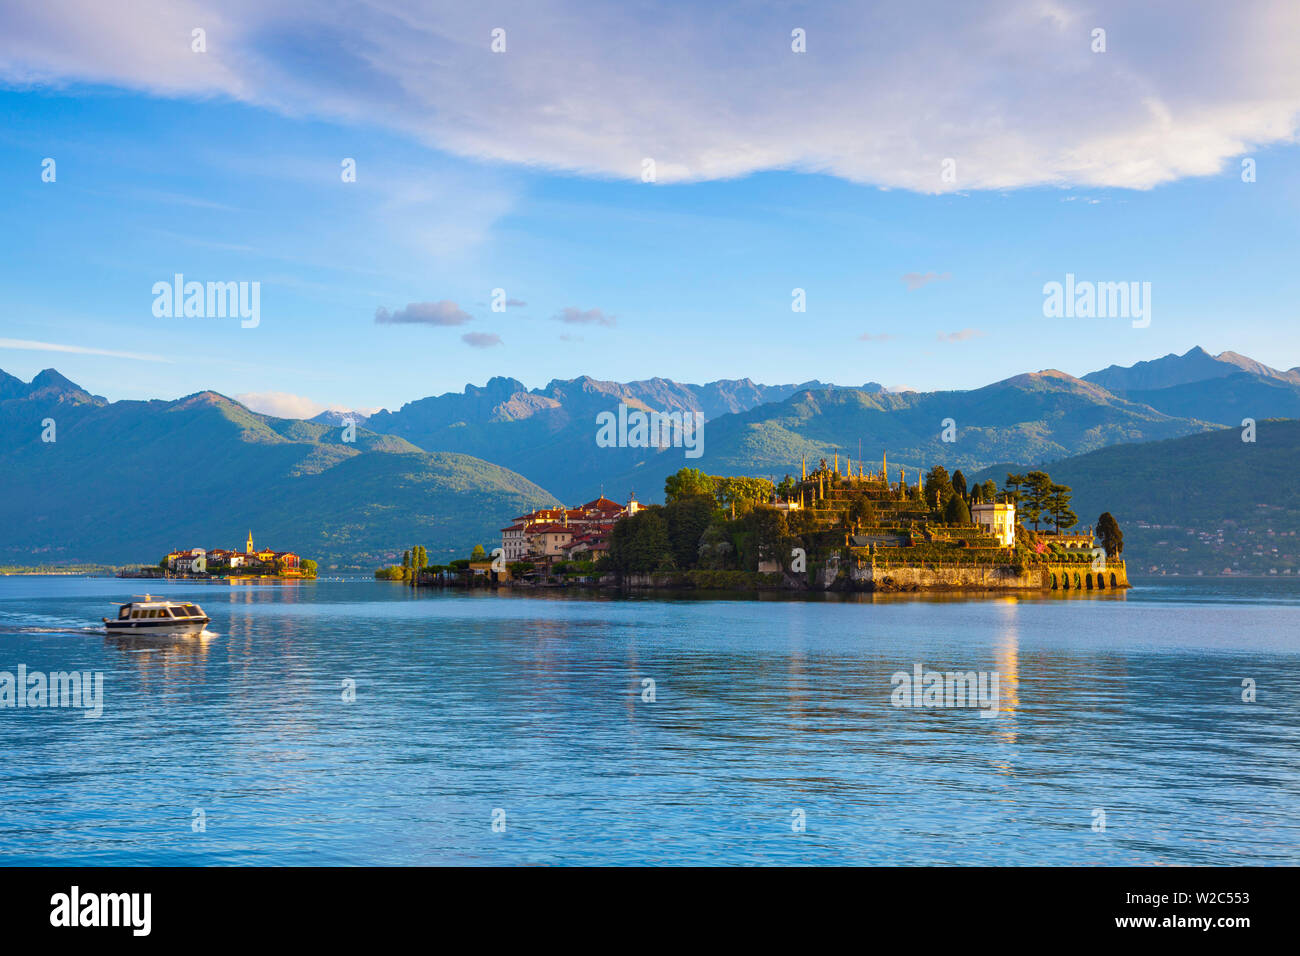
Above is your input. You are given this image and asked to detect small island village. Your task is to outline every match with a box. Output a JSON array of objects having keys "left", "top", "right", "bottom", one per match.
[{"left": 122, "top": 531, "right": 317, "bottom": 580}]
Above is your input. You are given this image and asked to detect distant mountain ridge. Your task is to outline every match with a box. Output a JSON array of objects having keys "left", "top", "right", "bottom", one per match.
[
  {"left": 0, "top": 369, "right": 556, "bottom": 567},
  {"left": 3, "top": 345, "right": 1298, "bottom": 565},
  {"left": 1083, "top": 346, "right": 1300, "bottom": 392},
  {"left": 590, "top": 366, "right": 1216, "bottom": 498},
  {"left": 972, "top": 420, "right": 1300, "bottom": 575},
  {"left": 366, "top": 374, "right": 873, "bottom": 432},
  {"left": 361, "top": 375, "right": 879, "bottom": 502}
]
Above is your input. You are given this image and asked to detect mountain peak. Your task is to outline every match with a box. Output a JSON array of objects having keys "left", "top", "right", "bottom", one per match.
[
  {"left": 3, "top": 367, "right": 104, "bottom": 404},
  {"left": 1084, "top": 346, "right": 1300, "bottom": 392},
  {"left": 29, "top": 368, "right": 81, "bottom": 392}
]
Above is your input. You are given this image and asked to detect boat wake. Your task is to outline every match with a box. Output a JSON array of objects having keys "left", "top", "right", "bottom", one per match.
[{"left": 0, "top": 624, "right": 102, "bottom": 637}]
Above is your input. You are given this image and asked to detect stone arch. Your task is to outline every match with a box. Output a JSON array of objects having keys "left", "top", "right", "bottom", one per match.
[
  {"left": 1110, "top": 572, "right": 1118, "bottom": 588},
  {"left": 1073, "top": 572, "right": 1081, "bottom": 589},
  {"left": 1096, "top": 573, "right": 1105, "bottom": 589},
  {"left": 1085, "top": 573, "right": 1094, "bottom": 589},
  {"left": 1050, "top": 572, "right": 1058, "bottom": 589}
]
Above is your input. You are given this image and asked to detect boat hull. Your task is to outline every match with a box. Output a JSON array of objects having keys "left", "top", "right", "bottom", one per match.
[{"left": 104, "top": 618, "right": 209, "bottom": 635}]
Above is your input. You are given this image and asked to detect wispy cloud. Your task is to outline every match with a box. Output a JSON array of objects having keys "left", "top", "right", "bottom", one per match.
[
  {"left": 902, "top": 272, "right": 951, "bottom": 291},
  {"left": 937, "top": 328, "right": 985, "bottom": 342},
  {"left": 554, "top": 306, "right": 616, "bottom": 327},
  {"left": 0, "top": 337, "right": 171, "bottom": 363},
  {"left": 375, "top": 301, "right": 472, "bottom": 326},
  {"left": 462, "top": 332, "right": 502, "bottom": 348},
  {"left": 858, "top": 332, "right": 895, "bottom": 342}
]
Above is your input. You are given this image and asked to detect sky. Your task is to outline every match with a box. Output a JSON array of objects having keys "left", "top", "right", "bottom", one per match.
[{"left": 2, "top": 0, "right": 1299, "bottom": 417}]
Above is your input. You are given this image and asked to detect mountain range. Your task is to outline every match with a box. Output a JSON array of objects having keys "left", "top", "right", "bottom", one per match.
[
  {"left": 2, "top": 346, "right": 1297, "bottom": 568},
  {"left": 0, "top": 373, "right": 554, "bottom": 568},
  {"left": 973, "top": 419, "right": 1300, "bottom": 576}
]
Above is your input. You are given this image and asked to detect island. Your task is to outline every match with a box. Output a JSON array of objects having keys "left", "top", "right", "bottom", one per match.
[
  {"left": 380, "top": 453, "right": 1128, "bottom": 593},
  {"left": 122, "top": 530, "right": 317, "bottom": 580}
]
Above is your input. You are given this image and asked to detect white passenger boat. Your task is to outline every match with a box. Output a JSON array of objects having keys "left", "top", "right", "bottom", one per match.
[{"left": 103, "top": 596, "right": 210, "bottom": 634}]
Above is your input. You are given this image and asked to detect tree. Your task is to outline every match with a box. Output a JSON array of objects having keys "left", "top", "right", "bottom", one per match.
[
  {"left": 1004, "top": 473, "right": 1027, "bottom": 506},
  {"left": 848, "top": 493, "right": 875, "bottom": 529},
  {"left": 608, "top": 509, "right": 671, "bottom": 575},
  {"left": 664, "top": 494, "right": 715, "bottom": 569},
  {"left": 742, "top": 505, "right": 789, "bottom": 571},
  {"left": 923, "top": 466, "right": 954, "bottom": 513},
  {"left": 980, "top": 479, "right": 998, "bottom": 503},
  {"left": 470, "top": 544, "right": 487, "bottom": 562},
  {"left": 302, "top": 559, "right": 318, "bottom": 578},
  {"left": 1045, "top": 483, "right": 1077, "bottom": 533},
  {"left": 776, "top": 475, "right": 796, "bottom": 500},
  {"left": 409, "top": 546, "right": 428, "bottom": 585},
  {"left": 665, "top": 467, "right": 715, "bottom": 503},
  {"left": 951, "top": 469, "right": 968, "bottom": 499},
  {"left": 696, "top": 523, "right": 735, "bottom": 570},
  {"left": 1097, "top": 512, "right": 1124, "bottom": 558},
  {"left": 713, "top": 475, "right": 776, "bottom": 511},
  {"left": 1021, "top": 471, "right": 1053, "bottom": 530},
  {"left": 944, "top": 494, "right": 971, "bottom": 525}
]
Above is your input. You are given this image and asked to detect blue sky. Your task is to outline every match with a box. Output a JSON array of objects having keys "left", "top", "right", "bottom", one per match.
[{"left": 2, "top": 1, "right": 1299, "bottom": 416}]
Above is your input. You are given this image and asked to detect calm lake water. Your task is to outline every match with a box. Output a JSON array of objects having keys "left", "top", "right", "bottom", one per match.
[{"left": 1, "top": 575, "right": 1298, "bottom": 865}]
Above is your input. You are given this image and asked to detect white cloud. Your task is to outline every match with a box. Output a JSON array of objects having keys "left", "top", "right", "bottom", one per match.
[
  {"left": 937, "top": 328, "right": 987, "bottom": 342},
  {"left": 375, "top": 301, "right": 472, "bottom": 326},
  {"left": 235, "top": 390, "right": 379, "bottom": 420},
  {"left": 2, "top": 1, "right": 1298, "bottom": 191},
  {"left": 554, "top": 306, "right": 616, "bottom": 327},
  {"left": 902, "top": 272, "right": 952, "bottom": 290}
]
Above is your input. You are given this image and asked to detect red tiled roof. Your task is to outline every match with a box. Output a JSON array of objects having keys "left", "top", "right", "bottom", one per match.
[
  {"left": 528, "top": 523, "right": 573, "bottom": 534},
  {"left": 579, "top": 496, "right": 624, "bottom": 511}
]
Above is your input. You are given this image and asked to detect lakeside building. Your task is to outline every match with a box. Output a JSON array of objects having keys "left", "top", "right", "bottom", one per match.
[
  {"left": 971, "top": 502, "right": 1017, "bottom": 548},
  {"left": 502, "top": 495, "right": 639, "bottom": 565}
]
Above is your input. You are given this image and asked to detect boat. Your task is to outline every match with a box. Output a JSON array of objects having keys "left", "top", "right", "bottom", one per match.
[{"left": 103, "top": 595, "right": 210, "bottom": 634}]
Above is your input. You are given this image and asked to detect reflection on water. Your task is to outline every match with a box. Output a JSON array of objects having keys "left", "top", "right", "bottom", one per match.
[
  {"left": 0, "top": 574, "right": 1298, "bottom": 865},
  {"left": 105, "top": 631, "right": 217, "bottom": 679}
]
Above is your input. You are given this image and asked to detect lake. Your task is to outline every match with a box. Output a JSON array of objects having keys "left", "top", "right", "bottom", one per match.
[{"left": 1, "top": 575, "right": 1297, "bottom": 865}]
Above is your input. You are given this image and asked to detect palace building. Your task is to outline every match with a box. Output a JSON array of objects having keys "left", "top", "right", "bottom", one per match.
[{"left": 501, "top": 495, "right": 639, "bottom": 564}]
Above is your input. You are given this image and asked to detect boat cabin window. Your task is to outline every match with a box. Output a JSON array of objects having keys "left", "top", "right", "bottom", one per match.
[
  {"left": 118, "top": 606, "right": 130, "bottom": 619},
  {"left": 182, "top": 604, "right": 201, "bottom": 617}
]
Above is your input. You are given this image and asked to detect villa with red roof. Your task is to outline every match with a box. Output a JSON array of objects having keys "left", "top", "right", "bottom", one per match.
[{"left": 501, "top": 495, "right": 639, "bottom": 564}]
